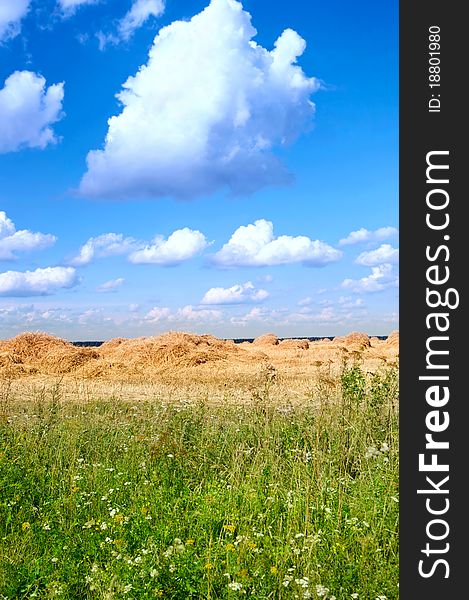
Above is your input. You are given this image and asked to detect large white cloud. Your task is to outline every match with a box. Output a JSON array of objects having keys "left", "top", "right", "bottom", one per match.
[
  {"left": 128, "top": 228, "right": 208, "bottom": 265},
  {"left": 0, "top": 266, "right": 77, "bottom": 297},
  {"left": 341, "top": 264, "right": 398, "bottom": 293},
  {"left": 212, "top": 219, "right": 342, "bottom": 267},
  {"left": 0, "top": 71, "right": 64, "bottom": 154},
  {"left": 79, "top": 0, "right": 318, "bottom": 199},
  {"left": 339, "top": 226, "right": 398, "bottom": 247},
  {"left": 355, "top": 244, "right": 399, "bottom": 267},
  {"left": 0, "top": 0, "right": 29, "bottom": 41},
  {"left": 70, "top": 233, "right": 136, "bottom": 266},
  {"left": 201, "top": 281, "right": 268, "bottom": 305},
  {"left": 0, "top": 211, "right": 56, "bottom": 260}
]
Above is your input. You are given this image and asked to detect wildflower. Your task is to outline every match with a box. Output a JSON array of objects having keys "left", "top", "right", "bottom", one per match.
[
  {"left": 43, "top": 523, "right": 51, "bottom": 531},
  {"left": 295, "top": 577, "right": 309, "bottom": 588},
  {"left": 223, "top": 524, "right": 236, "bottom": 533},
  {"left": 365, "top": 446, "right": 380, "bottom": 459},
  {"left": 51, "top": 557, "right": 58, "bottom": 563},
  {"left": 85, "top": 576, "right": 93, "bottom": 584},
  {"left": 247, "top": 541, "right": 257, "bottom": 550},
  {"left": 225, "top": 543, "right": 235, "bottom": 551},
  {"left": 150, "top": 568, "right": 158, "bottom": 578},
  {"left": 303, "top": 591, "right": 312, "bottom": 599},
  {"left": 380, "top": 442, "right": 389, "bottom": 453},
  {"left": 282, "top": 575, "right": 292, "bottom": 587},
  {"left": 185, "top": 539, "right": 194, "bottom": 545},
  {"left": 315, "top": 585, "right": 329, "bottom": 597},
  {"left": 114, "top": 513, "right": 124, "bottom": 524},
  {"left": 351, "top": 595, "right": 359, "bottom": 599},
  {"left": 71, "top": 486, "right": 80, "bottom": 493},
  {"left": 205, "top": 562, "right": 213, "bottom": 570},
  {"left": 270, "top": 566, "right": 278, "bottom": 575},
  {"left": 228, "top": 582, "right": 243, "bottom": 591},
  {"left": 123, "top": 584, "right": 132, "bottom": 594},
  {"left": 22, "top": 522, "right": 30, "bottom": 531}
]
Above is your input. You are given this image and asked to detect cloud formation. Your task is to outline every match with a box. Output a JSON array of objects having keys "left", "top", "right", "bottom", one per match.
[
  {"left": 201, "top": 281, "right": 268, "bottom": 305},
  {"left": 70, "top": 233, "right": 136, "bottom": 266},
  {"left": 80, "top": 0, "right": 318, "bottom": 199},
  {"left": 96, "top": 278, "right": 125, "bottom": 293},
  {"left": 339, "top": 226, "right": 398, "bottom": 246},
  {"left": 212, "top": 219, "right": 341, "bottom": 267},
  {"left": 118, "top": 0, "right": 165, "bottom": 40},
  {"left": 341, "top": 264, "right": 398, "bottom": 293},
  {"left": 0, "top": 211, "right": 56, "bottom": 260},
  {"left": 0, "top": 0, "right": 29, "bottom": 41},
  {"left": 145, "top": 305, "right": 222, "bottom": 323},
  {"left": 0, "top": 71, "right": 64, "bottom": 154},
  {"left": 128, "top": 228, "right": 208, "bottom": 265},
  {"left": 58, "top": 0, "right": 98, "bottom": 15},
  {"left": 355, "top": 244, "right": 399, "bottom": 266},
  {"left": 0, "top": 266, "right": 77, "bottom": 297}
]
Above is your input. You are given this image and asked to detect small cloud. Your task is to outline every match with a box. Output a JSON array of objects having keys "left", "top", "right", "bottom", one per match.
[
  {"left": 0, "top": 71, "right": 64, "bottom": 154},
  {"left": 212, "top": 219, "right": 342, "bottom": 267},
  {"left": 0, "top": 211, "right": 56, "bottom": 260},
  {"left": 0, "top": 266, "right": 78, "bottom": 297},
  {"left": 338, "top": 296, "right": 365, "bottom": 308},
  {"left": 70, "top": 233, "right": 136, "bottom": 266},
  {"left": 298, "top": 297, "right": 312, "bottom": 306},
  {"left": 144, "top": 304, "right": 222, "bottom": 323},
  {"left": 341, "top": 264, "right": 398, "bottom": 293},
  {"left": 0, "top": 0, "right": 30, "bottom": 42},
  {"left": 118, "top": 0, "right": 165, "bottom": 41},
  {"left": 57, "top": 0, "right": 98, "bottom": 16},
  {"left": 128, "top": 228, "right": 208, "bottom": 265},
  {"left": 355, "top": 244, "right": 399, "bottom": 266},
  {"left": 96, "top": 277, "right": 125, "bottom": 293},
  {"left": 339, "top": 226, "right": 398, "bottom": 246},
  {"left": 201, "top": 281, "right": 269, "bottom": 305}
]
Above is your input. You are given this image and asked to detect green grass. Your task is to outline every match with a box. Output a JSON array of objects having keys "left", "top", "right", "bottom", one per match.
[{"left": 0, "top": 363, "right": 399, "bottom": 599}]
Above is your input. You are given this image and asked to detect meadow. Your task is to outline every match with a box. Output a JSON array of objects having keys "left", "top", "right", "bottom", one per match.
[{"left": 0, "top": 357, "right": 399, "bottom": 599}]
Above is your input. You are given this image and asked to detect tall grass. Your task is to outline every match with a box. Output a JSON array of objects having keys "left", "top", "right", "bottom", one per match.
[{"left": 0, "top": 362, "right": 399, "bottom": 599}]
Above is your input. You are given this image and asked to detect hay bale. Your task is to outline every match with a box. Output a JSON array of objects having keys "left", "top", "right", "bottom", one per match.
[
  {"left": 252, "top": 333, "right": 279, "bottom": 346},
  {"left": 0, "top": 332, "right": 71, "bottom": 361},
  {"left": 279, "top": 339, "right": 309, "bottom": 350},
  {"left": 100, "top": 337, "right": 128, "bottom": 350},
  {"left": 333, "top": 332, "right": 371, "bottom": 350},
  {"left": 385, "top": 330, "right": 399, "bottom": 347}
]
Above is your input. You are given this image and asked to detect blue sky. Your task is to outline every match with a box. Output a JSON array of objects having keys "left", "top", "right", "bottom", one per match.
[{"left": 0, "top": 0, "right": 398, "bottom": 340}]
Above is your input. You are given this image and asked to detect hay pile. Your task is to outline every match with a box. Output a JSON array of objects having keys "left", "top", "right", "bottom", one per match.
[
  {"left": 0, "top": 332, "right": 99, "bottom": 375},
  {"left": 332, "top": 332, "right": 371, "bottom": 351},
  {"left": 279, "top": 339, "right": 309, "bottom": 350},
  {"left": 385, "top": 330, "right": 399, "bottom": 348},
  {"left": 252, "top": 333, "right": 279, "bottom": 346}
]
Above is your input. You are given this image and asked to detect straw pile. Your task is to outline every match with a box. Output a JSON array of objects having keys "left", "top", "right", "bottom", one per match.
[
  {"left": 279, "top": 339, "right": 310, "bottom": 350},
  {"left": 0, "top": 332, "right": 99, "bottom": 375},
  {"left": 252, "top": 333, "right": 279, "bottom": 346},
  {"left": 332, "top": 332, "right": 371, "bottom": 351},
  {"left": 385, "top": 330, "right": 399, "bottom": 348}
]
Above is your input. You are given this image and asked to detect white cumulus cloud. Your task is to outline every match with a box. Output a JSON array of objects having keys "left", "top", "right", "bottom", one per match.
[
  {"left": 70, "top": 233, "right": 136, "bottom": 266},
  {"left": 201, "top": 281, "right": 268, "bottom": 305},
  {"left": 96, "top": 277, "right": 125, "bottom": 292},
  {"left": 0, "top": 0, "right": 30, "bottom": 41},
  {"left": 0, "top": 71, "right": 64, "bottom": 154},
  {"left": 0, "top": 211, "right": 56, "bottom": 260},
  {"left": 128, "top": 228, "right": 208, "bottom": 265},
  {"left": 0, "top": 266, "right": 77, "bottom": 297},
  {"left": 355, "top": 244, "right": 399, "bottom": 266},
  {"left": 212, "top": 219, "right": 342, "bottom": 267},
  {"left": 339, "top": 226, "right": 398, "bottom": 246},
  {"left": 341, "top": 264, "right": 398, "bottom": 293},
  {"left": 79, "top": 0, "right": 319, "bottom": 199}
]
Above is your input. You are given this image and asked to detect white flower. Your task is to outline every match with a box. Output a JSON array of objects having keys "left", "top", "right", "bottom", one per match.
[
  {"left": 123, "top": 584, "right": 132, "bottom": 593},
  {"left": 42, "top": 524, "right": 51, "bottom": 531},
  {"left": 228, "top": 582, "right": 243, "bottom": 591},
  {"left": 351, "top": 594, "right": 359, "bottom": 599},
  {"left": 315, "top": 585, "right": 329, "bottom": 597},
  {"left": 365, "top": 446, "right": 380, "bottom": 459}
]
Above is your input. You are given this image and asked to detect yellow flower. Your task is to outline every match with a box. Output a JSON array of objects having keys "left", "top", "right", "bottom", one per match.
[
  {"left": 205, "top": 562, "right": 213, "bottom": 570},
  {"left": 223, "top": 524, "right": 236, "bottom": 533},
  {"left": 154, "top": 592, "right": 163, "bottom": 598},
  {"left": 113, "top": 539, "right": 124, "bottom": 547},
  {"left": 225, "top": 543, "right": 235, "bottom": 552},
  {"left": 114, "top": 513, "right": 124, "bottom": 524},
  {"left": 71, "top": 486, "right": 79, "bottom": 493},
  {"left": 247, "top": 541, "right": 257, "bottom": 550},
  {"left": 270, "top": 566, "right": 278, "bottom": 575},
  {"left": 140, "top": 506, "right": 149, "bottom": 515},
  {"left": 185, "top": 539, "right": 195, "bottom": 545},
  {"left": 239, "top": 568, "right": 249, "bottom": 578},
  {"left": 22, "top": 522, "right": 30, "bottom": 531}
]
